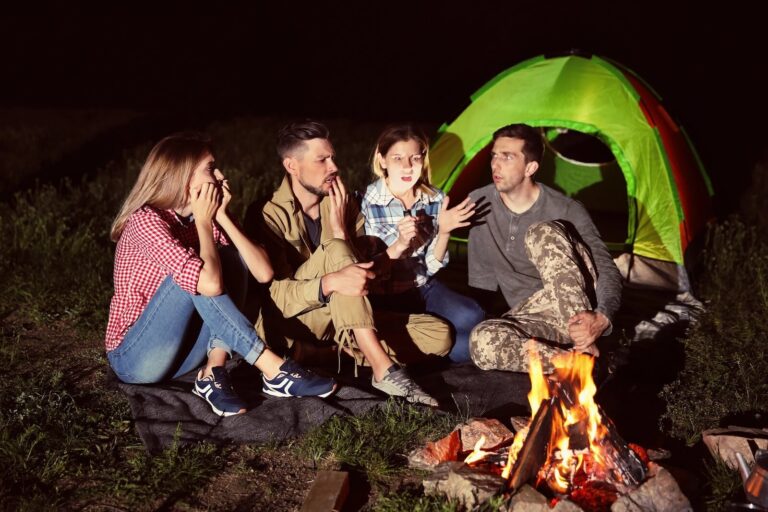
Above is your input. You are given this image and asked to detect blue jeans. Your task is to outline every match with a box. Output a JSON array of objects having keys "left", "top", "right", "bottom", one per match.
[
  {"left": 108, "top": 247, "right": 265, "bottom": 384},
  {"left": 371, "top": 279, "right": 485, "bottom": 363}
]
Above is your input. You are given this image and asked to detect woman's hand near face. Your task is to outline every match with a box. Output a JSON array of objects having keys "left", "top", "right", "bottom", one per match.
[
  {"left": 193, "top": 181, "right": 224, "bottom": 296},
  {"left": 208, "top": 170, "right": 274, "bottom": 283},
  {"left": 191, "top": 182, "right": 221, "bottom": 226},
  {"left": 213, "top": 169, "right": 231, "bottom": 224}
]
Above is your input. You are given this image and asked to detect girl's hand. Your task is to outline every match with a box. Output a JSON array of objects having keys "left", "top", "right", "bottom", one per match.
[
  {"left": 191, "top": 181, "right": 220, "bottom": 225},
  {"left": 394, "top": 214, "right": 418, "bottom": 252},
  {"left": 438, "top": 196, "right": 476, "bottom": 235},
  {"left": 213, "top": 169, "right": 231, "bottom": 223}
]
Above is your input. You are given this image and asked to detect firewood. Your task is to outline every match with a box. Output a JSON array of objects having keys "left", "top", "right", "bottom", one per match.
[{"left": 508, "top": 399, "right": 553, "bottom": 491}]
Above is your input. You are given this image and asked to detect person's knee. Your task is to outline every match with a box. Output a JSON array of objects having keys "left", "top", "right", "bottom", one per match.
[
  {"left": 432, "top": 318, "right": 453, "bottom": 356},
  {"left": 524, "top": 220, "right": 576, "bottom": 266},
  {"left": 415, "top": 316, "right": 452, "bottom": 356},
  {"left": 525, "top": 220, "right": 568, "bottom": 247},
  {"left": 468, "top": 322, "right": 499, "bottom": 370},
  {"left": 321, "top": 238, "right": 357, "bottom": 272}
]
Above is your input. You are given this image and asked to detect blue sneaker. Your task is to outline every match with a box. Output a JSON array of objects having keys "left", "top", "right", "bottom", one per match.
[
  {"left": 193, "top": 367, "right": 247, "bottom": 417},
  {"left": 262, "top": 359, "right": 337, "bottom": 398}
]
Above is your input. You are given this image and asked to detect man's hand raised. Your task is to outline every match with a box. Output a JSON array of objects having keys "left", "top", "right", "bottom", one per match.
[
  {"left": 321, "top": 261, "right": 375, "bottom": 297},
  {"left": 328, "top": 176, "right": 348, "bottom": 240}
]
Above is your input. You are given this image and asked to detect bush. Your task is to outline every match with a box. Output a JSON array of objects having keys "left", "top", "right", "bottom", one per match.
[{"left": 661, "top": 219, "right": 768, "bottom": 443}]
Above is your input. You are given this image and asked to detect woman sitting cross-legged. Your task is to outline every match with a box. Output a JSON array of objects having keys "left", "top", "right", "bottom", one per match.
[{"left": 105, "top": 132, "right": 336, "bottom": 416}]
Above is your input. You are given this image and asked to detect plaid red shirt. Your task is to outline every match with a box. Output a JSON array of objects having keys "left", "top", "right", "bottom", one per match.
[{"left": 104, "top": 206, "right": 229, "bottom": 351}]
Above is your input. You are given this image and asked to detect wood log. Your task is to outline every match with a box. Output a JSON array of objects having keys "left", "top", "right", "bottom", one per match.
[
  {"left": 548, "top": 371, "right": 646, "bottom": 488},
  {"left": 508, "top": 399, "right": 553, "bottom": 491},
  {"left": 595, "top": 409, "right": 646, "bottom": 487}
]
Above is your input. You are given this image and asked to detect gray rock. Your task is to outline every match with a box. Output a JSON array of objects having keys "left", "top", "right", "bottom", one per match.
[
  {"left": 552, "top": 499, "right": 584, "bottom": 511},
  {"left": 458, "top": 418, "right": 515, "bottom": 452},
  {"left": 423, "top": 461, "right": 505, "bottom": 509},
  {"left": 507, "top": 484, "right": 548, "bottom": 511},
  {"left": 611, "top": 463, "right": 692, "bottom": 512}
]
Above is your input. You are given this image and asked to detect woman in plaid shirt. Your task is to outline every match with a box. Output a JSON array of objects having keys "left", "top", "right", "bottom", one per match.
[
  {"left": 360, "top": 125, "right": 485, "bottom": 363},
  {"left": 106, "top": 133, "right": 335, "bottom": 417}
]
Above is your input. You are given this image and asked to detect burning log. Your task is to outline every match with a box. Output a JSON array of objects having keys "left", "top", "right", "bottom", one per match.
[
  {"left": 503, "top": 349, "right": 647, "bottom": 499},
  {"left": 508, "top": 399, "right": 553, "bottom": 491},
  {"left": 592, "top": 410, "right": 646, "bottom": 489},
  {"left": 419, "top": 348, "right": 655, "bottom": 509}
]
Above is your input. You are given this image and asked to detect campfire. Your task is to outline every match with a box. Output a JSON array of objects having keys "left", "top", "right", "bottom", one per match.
[
  {"left": 469, "top": 349, "right": 646, "bottom": 507},
  {"left": 415, "top": 349, "right": 661, "bottom": 511}
]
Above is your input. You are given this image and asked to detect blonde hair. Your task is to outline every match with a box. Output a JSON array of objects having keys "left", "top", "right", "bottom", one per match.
[
  {"left": 371, "top": 125, "right": 435, "bottom": 197},
  {"left": 110, "top": 132, "right": 213, "bottom": 242}
]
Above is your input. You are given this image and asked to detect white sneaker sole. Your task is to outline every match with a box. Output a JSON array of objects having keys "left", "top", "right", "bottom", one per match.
[
  {"left": 192, "top": 386, "right": 245, "bottom": 417},
  {"left": 262, "top": 383, "right": 337, "bottom": 399}
]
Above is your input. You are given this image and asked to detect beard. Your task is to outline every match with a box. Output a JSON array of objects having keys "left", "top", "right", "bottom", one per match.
[{"left": 298, "top": 176, "right": 330, "bottom": 197}]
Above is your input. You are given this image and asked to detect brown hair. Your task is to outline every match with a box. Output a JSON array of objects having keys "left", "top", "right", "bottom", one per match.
[
  {"left": 276, "top": 120, "right": 330, "bottom": 159},
  {"left": 492, "top": 124, "right": 544, "bottom": 164},
  {"left": 371, "top": 124, "right": 434, "bottom": 196},
  {"left": 110, "top": 132, "right": 213, "bottom": 242}
]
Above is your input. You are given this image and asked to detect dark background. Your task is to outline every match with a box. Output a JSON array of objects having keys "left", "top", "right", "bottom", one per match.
[{"left": 2, "top": 2, "right": 764, "bottom": 210}]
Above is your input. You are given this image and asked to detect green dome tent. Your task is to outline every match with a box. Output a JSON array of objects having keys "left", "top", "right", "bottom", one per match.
[{"left": 431, "top": 53, "right": 714, "bottom": 289}]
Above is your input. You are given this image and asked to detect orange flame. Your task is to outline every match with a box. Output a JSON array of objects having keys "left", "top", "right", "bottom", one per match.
[
  {"left": 463, "top": 435, "right": 492, "bottom": 465},
  {"left": 527, "top": 348, "right": 550, "bottom": 418},
  {"left": 545, "top": 351, "right": 608, "bottom": 493},
  {"left": 501, "top": 347, "right": 550, "bottom": 478},
  {"left": 501, "top": 429, "right": 526, "bottom": 479},
  {"left": 501, "top": 347, "right": 610, "bottom": 493}
]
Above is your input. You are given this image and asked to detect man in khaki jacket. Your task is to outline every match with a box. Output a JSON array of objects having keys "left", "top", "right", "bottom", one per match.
[{"left": 245, "top": 121, "right": 450, "bottom": 405}]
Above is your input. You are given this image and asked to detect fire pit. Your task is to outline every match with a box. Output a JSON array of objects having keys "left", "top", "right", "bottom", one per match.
[{"left": 411, "top": 350, "right": 692, "bottom": 511}]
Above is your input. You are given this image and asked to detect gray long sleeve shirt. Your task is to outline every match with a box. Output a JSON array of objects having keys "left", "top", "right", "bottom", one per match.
[{"left": 468, "top": 183, "right": 622, "bottom": 324}]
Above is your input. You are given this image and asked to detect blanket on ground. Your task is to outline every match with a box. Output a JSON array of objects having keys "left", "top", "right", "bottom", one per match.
[{"left": 116, "top": 361, "right": 531, "bottom": 454}]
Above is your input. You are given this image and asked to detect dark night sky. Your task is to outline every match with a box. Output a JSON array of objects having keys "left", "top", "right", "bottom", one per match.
[{"left": 2, "top": 2, "right": 765, "bottom": 205}]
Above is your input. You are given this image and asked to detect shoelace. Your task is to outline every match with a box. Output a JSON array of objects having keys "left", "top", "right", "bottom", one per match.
[
  {"left": 387, "top": 369, "right": 415, "bottom": 394},
  {"left": 336, "top": 329, "right": 360, "bottom": 377},
  {"left": 202, "top": 369, "right": 234, "bottom": 393}
]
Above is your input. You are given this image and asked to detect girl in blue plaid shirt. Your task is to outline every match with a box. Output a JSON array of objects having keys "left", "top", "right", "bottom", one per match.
[{"left": 360, "top": 125, "right": 485, "bottom": 363}]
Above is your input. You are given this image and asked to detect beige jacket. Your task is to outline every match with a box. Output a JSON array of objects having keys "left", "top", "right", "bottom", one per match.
[{"left": 251, "top": 176, "right": 371, "bottom": 318}]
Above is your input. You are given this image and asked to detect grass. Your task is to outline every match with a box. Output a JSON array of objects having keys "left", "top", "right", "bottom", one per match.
[
  {"left": 703, "top": 458, "right": 743, "bottom": 512},
  {"left": 0, "top": 322, "right": 225, "bottom": 511},
  {"left": 372, "top": 491, "right": 507, "bottom": 512},
  {"left": 1, "top": 111, "right": 766, "bottom": 510},
  {"left": 660, "top": 219, "right": 768, "bottom": 445},
  {"left": 297, "top": 399, "right": 458, "bottom": 484}
]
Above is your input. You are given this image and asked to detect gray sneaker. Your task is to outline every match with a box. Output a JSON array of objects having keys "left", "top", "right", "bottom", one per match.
[{"left": 371, "top": 366, "right": 438, "bottom": 407}]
